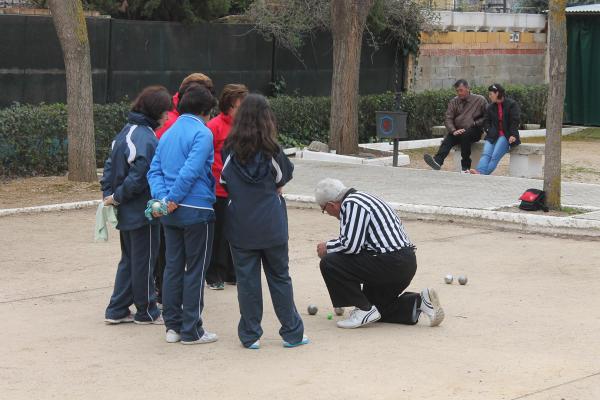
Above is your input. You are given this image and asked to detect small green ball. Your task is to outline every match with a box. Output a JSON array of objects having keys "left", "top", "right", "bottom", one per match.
[{"left": 327, "top": 313, "right": 333, "bottom": 320}]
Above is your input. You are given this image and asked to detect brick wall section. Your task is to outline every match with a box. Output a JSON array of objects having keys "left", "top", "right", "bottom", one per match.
[{"left": 411, "top": 31, "right": 547, "bottom": 91}]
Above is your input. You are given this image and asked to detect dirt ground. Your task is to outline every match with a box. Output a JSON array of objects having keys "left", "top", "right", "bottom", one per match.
[
  {"left": 1, "top": 208, "right": 600, "bottom": 399},
  {"left": 404, "top": 139, "right": 600, "bottom": 184},
  {"left": 0, "top": 175, "right": 101, "bottom": 209}
]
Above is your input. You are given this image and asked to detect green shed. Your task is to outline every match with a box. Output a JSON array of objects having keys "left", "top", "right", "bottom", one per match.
[{"left": 565, "top": 4, "right": 600, "bottom": 126}]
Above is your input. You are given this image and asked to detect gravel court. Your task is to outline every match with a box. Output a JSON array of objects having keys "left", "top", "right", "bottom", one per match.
[{"left": 1, "top": 208, "right": 600, "bottom": 400}]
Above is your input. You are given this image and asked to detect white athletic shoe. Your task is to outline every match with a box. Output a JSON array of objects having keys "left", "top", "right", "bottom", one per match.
[
  {"left": 134, "top": 315, "right": 165, "bottom": 325},
  {"left": 336, "top": 306, "right": 381, "bottom": 329},
  {"left": 104, "top": 314, "right": 134, "bottom": 324},
  {"left": 165, "top": 329, "right": 181, "bottom": 343},
  {"left": 420, "top": 288, "right": 445, "bottom": 327},
  {"left": 181, "top": 331, "right": 218, "bottom": 345},
  {"left": 248, "top": 340, "right": 260, "bottom": 350}
]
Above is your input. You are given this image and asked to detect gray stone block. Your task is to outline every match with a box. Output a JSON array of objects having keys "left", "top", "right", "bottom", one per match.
[
  {"left": 435, "top": 66, "right": 450, "bottom": 77},
  {"left": 307, "top": 141, "right": 329, "bottom": 153},
  {"left": 431, "top": 79, "right": 445, "bottom": 89}
]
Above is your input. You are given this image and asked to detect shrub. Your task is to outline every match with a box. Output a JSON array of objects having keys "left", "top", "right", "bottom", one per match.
[{"left": 0, "top": 84, "right": 547, "bottom": 177}]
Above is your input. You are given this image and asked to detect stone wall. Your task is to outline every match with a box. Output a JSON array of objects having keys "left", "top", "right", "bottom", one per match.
[{"left": 410, "top": 31, "right": 547, "bottom": 91}]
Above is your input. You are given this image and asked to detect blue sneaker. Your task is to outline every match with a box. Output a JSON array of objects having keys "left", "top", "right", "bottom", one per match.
[
  {"left": 283, "top": 334, "right": 310, "bottom": 348},
  {"left": 248, "top": 340, "right": 260, "bottom": 350}
]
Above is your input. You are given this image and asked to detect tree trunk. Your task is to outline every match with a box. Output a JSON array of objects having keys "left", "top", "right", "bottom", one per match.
[
  {"left": 329, "top": 0, "right": 374, "bottom": 155},
  {"left": 543, "top": 0, "right": 567, "bottom": 209},
  {"left": 48, "top": 0, "right": 97, "bottom": 182}
]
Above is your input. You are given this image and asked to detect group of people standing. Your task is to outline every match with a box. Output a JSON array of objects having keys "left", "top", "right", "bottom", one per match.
[
  {"left": 100, "top": 71, "right": 447, "bottom": 350},
  {"left": 424, "top": 79, "right": 521, "bottom": 175},
  {"left": 101, "top": 73, "right": 308, "bottom": 348}
]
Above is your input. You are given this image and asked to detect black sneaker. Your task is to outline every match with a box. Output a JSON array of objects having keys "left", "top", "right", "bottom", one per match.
[{"left": 424, "top": 154, "right": 441, "bottom": 170}]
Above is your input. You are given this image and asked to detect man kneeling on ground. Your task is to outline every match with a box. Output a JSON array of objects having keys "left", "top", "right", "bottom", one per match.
[{"left": 315, "top": 178, "right": 444, "bottom": 329}]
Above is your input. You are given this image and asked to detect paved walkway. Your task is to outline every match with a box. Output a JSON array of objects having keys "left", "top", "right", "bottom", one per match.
[{"left": 286, "top": 159, "right": 600, "bottom": 211}]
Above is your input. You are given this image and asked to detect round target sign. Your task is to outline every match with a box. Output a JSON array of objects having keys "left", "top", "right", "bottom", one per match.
[{"left": 380, "top": 116, "right": 394, "bottom": 136}]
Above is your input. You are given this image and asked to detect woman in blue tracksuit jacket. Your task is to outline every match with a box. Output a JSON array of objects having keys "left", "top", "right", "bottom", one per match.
[
  {"left": 147, "top": 85, "right": 219, "bottom": 345},
  {"left": 101, "top": 86, "right": 172, "bottom": 325},
  {"left": 220, "top": 94, "right": 307, "bottom": 350}
]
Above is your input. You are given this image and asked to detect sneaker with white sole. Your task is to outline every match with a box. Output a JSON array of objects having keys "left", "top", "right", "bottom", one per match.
[
  {"left": 166, "top": 329, "right": 181, "bottom": 343},
  {"left": 248, "top": 340, "right": 260, "bottom": 350},
  {"left": 104, "top": 313, "right": 135, "bottom": 324},
  {"left": 336, "top": 306, "right": 381, "bottom": 329},
  {"left": 208, "top": 282, "right": 225, "bottom": 290},
  {"left": 420, "top": 288, "right": 445, "bottom": 327},
  {"left": 181, "top": 331, "right": 218, "bottom": 345},
  {"left": 283, "top": 334, "right": 310, "bottom": 348},
  {"left": 134, "top": 314, "right": 165, "bottom": 325}
]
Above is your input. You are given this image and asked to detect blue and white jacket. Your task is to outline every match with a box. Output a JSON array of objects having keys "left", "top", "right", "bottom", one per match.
[
  {"left": 220, "top": 147, "right": 293, "bottom": 249},
  {"left": 100, "top": 112, "right": 159, "bottom": 231},
  {"left": 147, "top": 114, "right": 215, "bottom": 225}
]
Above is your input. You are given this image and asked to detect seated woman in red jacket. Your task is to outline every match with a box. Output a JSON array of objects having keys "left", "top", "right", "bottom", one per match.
[{"left": 205, "top": 84, "right": 249, "bottom": 290}]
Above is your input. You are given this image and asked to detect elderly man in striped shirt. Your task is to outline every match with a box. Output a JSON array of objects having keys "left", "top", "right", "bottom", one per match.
[{"left": 315, "top": 178, "right": 444, "bottom": 329}]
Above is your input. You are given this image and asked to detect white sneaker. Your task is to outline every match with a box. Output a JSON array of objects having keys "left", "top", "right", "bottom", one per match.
[
  {"left": 336, "top": 306, "right": 381, "bottom": 329},
  {"left": 420, "top": 288, "right": 445, "bottom": 327},
  {"left": 104, "top": 314, "right": 134, "bottom": 324},
  {"left": 134, "top": 314, "right": 165, "bottom": 325},
  {"left": 248, "top": 340, "right": 260, "bottom": 350},
  {"left": 181, "top": 331, "right": 218, "bottom": 345},
  {"left": 165, "top": 329, "right": 181, "bottom": 343}
]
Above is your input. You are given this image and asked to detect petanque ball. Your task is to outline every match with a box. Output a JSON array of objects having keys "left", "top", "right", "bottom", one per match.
[
  {"left": 151, "top": 201, "right": 162, "bottom": 212},
  {"left": 458, "top": 275, "right": 468, "bottom": 285},
  {"left": 308, "top": 305, "right": 318, "bottom": 315},
  {"left": 444, "top": 274, "right": 454, "bottom": 284},
  {"left": 327, "top": 313, "right": 333, "bottom": 320},
  {"left": 334, "top": 307, "right": 344, "bottom": 316}
]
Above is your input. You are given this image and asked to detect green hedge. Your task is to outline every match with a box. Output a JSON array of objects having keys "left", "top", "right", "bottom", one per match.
[{"left": 0, "top": 84, "right": 547, "bottom": 177}]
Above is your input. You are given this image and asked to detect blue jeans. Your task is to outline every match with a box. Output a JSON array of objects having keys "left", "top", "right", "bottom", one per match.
[
  {"left": 230, "top": 243, "right": 304, "bottom": 348},
  {"left": 162, "top": 221, "right": 214, "bottom": 342},
  {"left": 477, "top": 136, "right": 509, "bottom": 175}
]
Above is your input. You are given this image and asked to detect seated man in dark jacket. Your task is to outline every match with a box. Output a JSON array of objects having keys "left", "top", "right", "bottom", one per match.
[
  {"left": 315, "top": 178, "right": 444, "bottom": 329},
  {"left": 424, "top": 79, "right": 487, "bottom": 172}
]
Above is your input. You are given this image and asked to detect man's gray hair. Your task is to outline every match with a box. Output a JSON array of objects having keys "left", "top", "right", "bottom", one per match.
[{"left": 314, "top": 178, "right": 350, "bottom": 207}]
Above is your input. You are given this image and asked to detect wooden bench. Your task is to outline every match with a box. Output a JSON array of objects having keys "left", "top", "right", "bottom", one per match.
[{"left": 451, "top": 142, "right": 545, "bottom": 178}]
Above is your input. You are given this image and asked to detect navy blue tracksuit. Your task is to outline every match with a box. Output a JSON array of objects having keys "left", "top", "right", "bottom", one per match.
[
  {"left": 147, "top": 114, "right": 216, "bottom": 341},
  {"left": 101, "top": 112, "right": 161, "bottom": 322},
  {"left": 220, "top": 147, "right": 304, "bottom": 347}
]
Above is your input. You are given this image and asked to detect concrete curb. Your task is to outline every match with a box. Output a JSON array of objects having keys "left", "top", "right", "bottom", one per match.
[
  {"left": 284, "top": 194, "right": 600, "bottom": 237},
  {"left": 0, "top": 200, "right": 101, "bottom": 217},
  {"left": 2, "top": 196, "right": 599, "bottom": 237}
]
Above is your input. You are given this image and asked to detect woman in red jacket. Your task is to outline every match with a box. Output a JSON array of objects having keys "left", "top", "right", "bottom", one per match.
[
  {"left": 155, "top": 73, "right": 214, "bottom": 139},
  {"left": 205, "top": 83, "right": 249, "bottom": 290}
]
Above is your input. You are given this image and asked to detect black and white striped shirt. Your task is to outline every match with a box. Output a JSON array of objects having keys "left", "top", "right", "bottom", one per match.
[{"left": 326, "top": 189, "right": 413, "bottom": 254}]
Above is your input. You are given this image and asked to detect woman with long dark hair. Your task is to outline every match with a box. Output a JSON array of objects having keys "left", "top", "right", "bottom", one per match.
[
  {"left": 220, "top": 94, "right": 308, "bottom": 350},
  {"left": 470, "top": 83, "right": 521, "bottom": 175}
]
